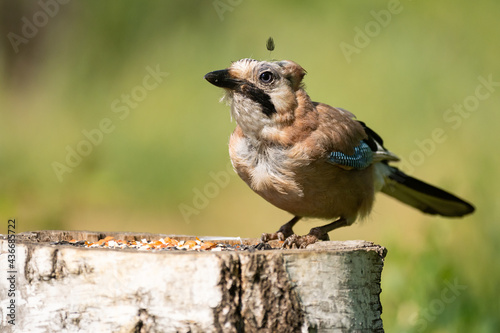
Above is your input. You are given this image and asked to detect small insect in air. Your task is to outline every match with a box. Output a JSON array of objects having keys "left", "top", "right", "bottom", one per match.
[{"left": 266, "top": 37, "right": 275, "bottom": 51}]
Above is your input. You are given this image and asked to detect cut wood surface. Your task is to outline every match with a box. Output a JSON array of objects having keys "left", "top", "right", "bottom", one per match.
[{"left": 0, "top": 230, "right": 387, "bottom": 332}]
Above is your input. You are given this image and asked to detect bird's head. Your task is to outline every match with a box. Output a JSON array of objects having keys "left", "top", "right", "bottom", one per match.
[{"left": 205, "top": 58, "right": 307, "bottom": 140}]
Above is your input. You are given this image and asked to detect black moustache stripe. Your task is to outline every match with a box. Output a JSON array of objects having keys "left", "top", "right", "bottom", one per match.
[{"left": 239, "top": 83, "right": 277, "bottom": 117}]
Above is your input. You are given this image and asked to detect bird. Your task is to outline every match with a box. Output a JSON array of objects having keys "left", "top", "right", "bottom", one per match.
[{"left": 204, "top": 58, "right": 475, "bottom": 248}]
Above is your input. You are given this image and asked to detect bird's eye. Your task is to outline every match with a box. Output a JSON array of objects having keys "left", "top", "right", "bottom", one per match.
[{"left": 259, "top": 71, "right": 274, "bottom": 84}]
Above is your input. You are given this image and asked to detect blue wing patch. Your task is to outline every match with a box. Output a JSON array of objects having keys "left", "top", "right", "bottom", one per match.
[{"left": 328, "top": 141, "right": 373, "bottom": 170}]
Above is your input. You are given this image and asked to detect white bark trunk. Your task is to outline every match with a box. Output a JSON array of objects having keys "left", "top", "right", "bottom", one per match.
[{"left": 0, "top": 231, "right": 386, "bottom": 332}]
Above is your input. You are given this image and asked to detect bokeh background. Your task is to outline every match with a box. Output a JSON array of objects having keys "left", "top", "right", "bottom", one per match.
[{"left": 1, "top": 0, "right": 498, "bottom": 331}]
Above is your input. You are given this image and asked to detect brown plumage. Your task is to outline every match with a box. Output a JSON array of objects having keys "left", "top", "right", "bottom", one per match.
[{"left": 205, "top": 58, "right": 474, "bottom": 248}]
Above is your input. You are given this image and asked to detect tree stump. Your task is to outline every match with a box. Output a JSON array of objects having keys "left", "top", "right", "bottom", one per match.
[{"left": 0, "top": 230, "right": 386, "bottom": 332}]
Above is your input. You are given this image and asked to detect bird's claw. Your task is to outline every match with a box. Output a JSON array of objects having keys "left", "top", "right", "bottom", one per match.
[
  {"left": 281, "top": 234, "right": 320, "bottom": 249},
  {"left": 260, "top": 231, "right": 285, "bottom": 243},
  {"left": 281, "top": 227, "right": 330, "bottom": 249}
]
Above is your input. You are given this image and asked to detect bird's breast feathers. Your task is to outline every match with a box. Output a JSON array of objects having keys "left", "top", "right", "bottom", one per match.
[{"left": 229, "top": 130, "right": 306, "bottom": 196}]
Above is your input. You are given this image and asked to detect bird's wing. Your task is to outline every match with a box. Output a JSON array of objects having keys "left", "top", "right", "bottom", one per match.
[
  {"left": 327, "top": 140, "right": 374, "bottom": 169},
  {"left": 325, "top": 111, "right": 399, "bottom": 170},
  {"left": 357, "top": 120, "right": 400, "bottom": 163}
]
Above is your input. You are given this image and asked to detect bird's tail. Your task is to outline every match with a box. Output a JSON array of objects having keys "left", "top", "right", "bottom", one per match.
[{"left": 380, "top": 166, "right": 475, "bottom": 217}]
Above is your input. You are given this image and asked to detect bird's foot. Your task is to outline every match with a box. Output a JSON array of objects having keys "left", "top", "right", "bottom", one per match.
[
  {"left": 260, "top": 231, "right": 285, "bottom": 242},
  {"left": 260, "top": 220, "right": 297, "bottom": 243},
  {"left": 281, "top": 227, "right": 330, "bottom": 249},
  {"left": 281, "top": 234, "right": 318, "bottom": 249}
]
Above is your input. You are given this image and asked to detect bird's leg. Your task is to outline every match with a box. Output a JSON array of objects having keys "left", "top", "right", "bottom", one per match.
[
  {"left": 261, "top": 216, "right": 302, "bottom": 242},
  {"left": 282, "top": 217, "right": 349, "bottom": 249}
]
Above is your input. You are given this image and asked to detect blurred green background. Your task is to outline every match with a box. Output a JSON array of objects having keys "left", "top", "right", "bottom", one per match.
[{"left": 1, "top": 0, "right": 498, "bottom": 331}]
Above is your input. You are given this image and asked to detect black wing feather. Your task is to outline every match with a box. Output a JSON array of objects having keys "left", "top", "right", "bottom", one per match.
[{"left": 357, "top": 120, "right": 385, "bottom": 152}]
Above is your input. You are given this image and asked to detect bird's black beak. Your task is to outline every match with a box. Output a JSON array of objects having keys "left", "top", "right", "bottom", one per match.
[{"left": 204, "top": 69, "right": 240, "bottom": 90}]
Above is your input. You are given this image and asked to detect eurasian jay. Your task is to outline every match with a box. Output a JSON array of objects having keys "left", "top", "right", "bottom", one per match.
[{"left": 204, "top": 58, "right": 475, "bottom": 248}]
